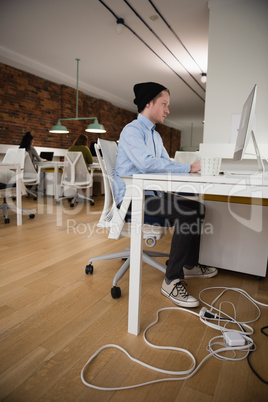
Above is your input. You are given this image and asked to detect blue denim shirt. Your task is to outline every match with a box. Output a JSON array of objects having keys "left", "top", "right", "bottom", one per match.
[{"left": 113, "top": 114, "right": 190, "bottom": 205}]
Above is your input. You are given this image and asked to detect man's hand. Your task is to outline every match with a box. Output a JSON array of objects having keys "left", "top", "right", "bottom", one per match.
[{"left": 190, "top": 160, "right": 201, "bottom": 173}]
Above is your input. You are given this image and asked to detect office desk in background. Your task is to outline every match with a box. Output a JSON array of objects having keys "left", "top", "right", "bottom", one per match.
[
  {"left": 37, "top": 161, "right": 67, "bottom": 200},
  {"left": 37, "top": 161, "right": 101, "bottom": 200},
  {"left": 127, "top": 172, "right": 268, "bottom": 335}
]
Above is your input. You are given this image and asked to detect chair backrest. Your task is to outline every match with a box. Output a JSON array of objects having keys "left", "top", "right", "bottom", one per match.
[
  {"left": 3, "top": 148, "right": 38, "bottom": 183},
  {"left": 95, "top": 139, "right": 167, "bottom": 242},
  {"left": 97, "top": 138, "right": 118, "bottom": 198},
  {"left": 23, "top": 152, "right": 39, "bottom": 182},
  {"left": 62, "top": 152, "right": 92, "bottom": 186},
  {"left": 95, "top": 139, "right": 118, "bottom": 226},
  {"left": 3, "top": 148, "right": 25, "bottom": 168}
]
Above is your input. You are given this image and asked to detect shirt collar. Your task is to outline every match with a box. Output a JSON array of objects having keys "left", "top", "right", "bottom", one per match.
[{"left": 137, "top": 113, "right": 155, "bottom": 131}]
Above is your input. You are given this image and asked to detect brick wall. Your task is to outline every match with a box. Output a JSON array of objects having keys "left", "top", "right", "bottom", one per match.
[{"left": 0, "top": 63, "right": 180, "bottom": 155}]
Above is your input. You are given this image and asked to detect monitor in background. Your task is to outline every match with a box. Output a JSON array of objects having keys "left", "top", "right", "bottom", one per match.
[
  {"left": 233, "top": 84, "right": 264, "bottom": 173},
  {"left": 40, "top": 151, "right": 54, "bottom": 161}
]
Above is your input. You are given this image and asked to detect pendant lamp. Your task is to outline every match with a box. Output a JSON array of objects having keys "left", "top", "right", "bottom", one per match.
[{"left": 49, "top": 59, "right": 106, "bottom": 134}]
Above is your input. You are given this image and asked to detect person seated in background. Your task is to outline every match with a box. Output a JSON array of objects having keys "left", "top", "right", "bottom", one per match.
[
  {"left": 68, "top": 134, "right": 93, "bottom": 166},
  {"left": 19, "top": 131, "right": 45, "bottom": 164},
  {"left": 19, "top": 131, "right": 45, "bottom": 193},
  {"left": 68, "top": 134, "right": 93, "bottom": 199}
]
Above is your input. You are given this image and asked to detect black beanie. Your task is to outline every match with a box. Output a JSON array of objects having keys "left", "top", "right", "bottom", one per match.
[{"left": 133, "top": 82, "right": 167, "bottom": 113}]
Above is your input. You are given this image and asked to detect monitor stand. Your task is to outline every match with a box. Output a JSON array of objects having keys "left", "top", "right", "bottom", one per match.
[
  {"left": 243, "top": 130, "right": 265, "bottom": 173},
  {"left": 229, "top": 131, "right": 265, "bottom": 175}
]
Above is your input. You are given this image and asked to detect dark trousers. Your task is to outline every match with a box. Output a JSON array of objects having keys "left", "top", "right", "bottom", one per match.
[{"left": 144, "top": 192, "right": 206, "bottom": 280}]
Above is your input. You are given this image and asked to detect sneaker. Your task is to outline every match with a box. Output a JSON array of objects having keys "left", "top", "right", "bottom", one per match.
[
  {"left": 183, "top": 264, "right": 218, "bottom": 279},
  {"left": 161, "top": 279, "right": 199, "bottom": 308}
]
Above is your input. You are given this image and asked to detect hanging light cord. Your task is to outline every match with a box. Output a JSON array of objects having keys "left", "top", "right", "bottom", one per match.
[
  {"left": 148, "top": 0, "right": 205, "bottom": 75},
  {"left": 98, "top": 0, "right": 205, "bottom": 103},
  {"left": 123, "top": 0, "right": 205, "bottom": 93}
]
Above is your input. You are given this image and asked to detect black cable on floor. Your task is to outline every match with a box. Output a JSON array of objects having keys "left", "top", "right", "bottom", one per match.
[{"left": 247, "top": 326, "right": 268, "bottom": 384}]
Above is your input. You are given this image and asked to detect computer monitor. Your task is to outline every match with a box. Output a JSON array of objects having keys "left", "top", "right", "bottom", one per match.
[
  {"left": 40, "top": 151, "right": 54, "bottom": 161},
  {"left": 233, "top": 84, "right": 264, "bottom": 173}
]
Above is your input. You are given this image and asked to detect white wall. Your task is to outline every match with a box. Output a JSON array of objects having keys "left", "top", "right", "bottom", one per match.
[
  {"left": 180, "top": 123, "right": 204, "bottom": 153},
  {"left": 203, "top": 0, "right": 268, "bottom": 144}
]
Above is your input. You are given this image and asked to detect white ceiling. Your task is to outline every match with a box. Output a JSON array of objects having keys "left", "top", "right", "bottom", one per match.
[{"left": 0, "top": 0, "right": 209, "bottom": 131}]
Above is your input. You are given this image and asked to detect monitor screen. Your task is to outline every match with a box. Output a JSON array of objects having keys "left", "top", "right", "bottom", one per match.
[
  {"left": 233, "top": 84, "right": 257, "bottom": 161},
  {"left": 40, "top": 151, "right": 54, "bottom": 161}
]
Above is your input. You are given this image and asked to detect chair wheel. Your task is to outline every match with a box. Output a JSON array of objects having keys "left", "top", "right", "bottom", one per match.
[
  {"left": 85, "top": 264, "right": 93, "bottom": 275},
  {"left": 29, "top": 214, "right": 35, "bottom": 219},
  {"left": 5, "top": 218, "right": 10, "bottom": 224},
  {"left": 33, "top": 196, "right": 37, "bottom": 201},
  {"left": 111, "top": 286, "right": 121, "bottom": 299},
  {"left": 70, "top": 203, "right": 75, "bottom": 207},
  {"left": 68, "top": 198, "right": 72, "bottom": 202},
  {"left": 90, "top": 200, "right": 95, "bottom": 206}
]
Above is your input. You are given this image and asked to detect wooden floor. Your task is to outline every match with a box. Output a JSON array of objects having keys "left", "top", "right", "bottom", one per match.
[{"left": 0, "top": 195, "right": 267, "bottom": 402}]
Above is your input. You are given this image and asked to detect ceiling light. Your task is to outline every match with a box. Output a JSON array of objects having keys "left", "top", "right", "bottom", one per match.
[
  {"left": 116, "top": 18, "right": 125, "bottom": 34},
  {"left": 49, "top": 120, "right": 69, "bottom": 133},
  {"left": 49, "top": 58, "right": 106, "bottom": 134},
  {"left": 201, "top": 73, "right": 207, "bottom": 83},
  {"left": 86, "top": 118, "right": 106, "bottom": 133}
]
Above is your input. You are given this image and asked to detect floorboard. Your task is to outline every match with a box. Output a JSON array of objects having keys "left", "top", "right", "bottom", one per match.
[{"left": 0, "top": 195, "right": 267, "bottom": 401}]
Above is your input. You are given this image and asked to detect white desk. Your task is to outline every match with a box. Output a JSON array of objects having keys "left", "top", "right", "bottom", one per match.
[
  {"left": 127, "top": 172, "right": 268, "bottom": 335},
  {"left": 0, "top": 163, "right": 22, "bottom": 226},
  {"left": 37, "top": 161, "right": 101, "bottom": 200},
  {"left": 37, "top": 161, "right": 67, "bottom": 200}
]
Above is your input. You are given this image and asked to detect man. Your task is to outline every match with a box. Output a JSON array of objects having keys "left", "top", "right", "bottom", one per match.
[{"left": 113, "top": 82, "right": 217, "bottom": 308}]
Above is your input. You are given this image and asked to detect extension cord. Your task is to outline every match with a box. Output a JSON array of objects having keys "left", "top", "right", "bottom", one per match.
[
  {"left": 81, "top": 287, "right": 266, "bottom": 391},
  {"left": 199, "top": 306, "right": 222, "bottom": 319}
]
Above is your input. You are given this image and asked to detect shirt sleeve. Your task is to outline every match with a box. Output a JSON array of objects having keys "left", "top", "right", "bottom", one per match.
[
  {"left": 84, "top": 147, "right": 93, "bottom": 165},
  {"left": 31, "top": 147, "right": 42, "bottom": 162}
]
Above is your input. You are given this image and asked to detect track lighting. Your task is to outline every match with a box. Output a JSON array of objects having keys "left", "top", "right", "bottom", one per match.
[
  {"left": 201, "top": 73, "right": 207, "bottom": 83},
  {"left": 116, "top": 18, "right": 125, "bottom": 34}
]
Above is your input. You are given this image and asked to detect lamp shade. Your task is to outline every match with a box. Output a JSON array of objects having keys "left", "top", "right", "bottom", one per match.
[
  {"left": 49, "top": 120, "right": 69, "bottom": 133},
  {"left": 85, "top": 118, "right": 106, "bottom": 133}
]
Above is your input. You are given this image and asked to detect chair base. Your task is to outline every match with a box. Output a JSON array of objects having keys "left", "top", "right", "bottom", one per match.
[
  {"left": 57, "top": 191, "right": 94, "bottom": 206},
  {"left": 86, "top": 247, "right": 169, "bottom": 289},
  {"left": 26, "top": 186, "right": 44, "bottom": 200},
  {"left": 0, "top": 198, "right": 35, "bottom": 223}
]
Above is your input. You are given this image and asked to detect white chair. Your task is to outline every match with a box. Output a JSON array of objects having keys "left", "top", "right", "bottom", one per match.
[
  {"left": 3, "top": 148, "right": 42, "bottom": 199},
  {"left": 58, "top": 152, "right": 94, "bottom": 207},
  {"left": 1, "top": 149, "right": 35, "bottom": 223},
  {"left": 85, "top": 138, "right": 169, "bottom": 299},
  {"left": 23, "top": 152, "right": 42, "bottom": 199}
]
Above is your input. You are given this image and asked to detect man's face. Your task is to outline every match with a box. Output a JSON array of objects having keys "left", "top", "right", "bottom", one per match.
[{"left": 147, "top": 90, "right": 170, "bottom": 125}]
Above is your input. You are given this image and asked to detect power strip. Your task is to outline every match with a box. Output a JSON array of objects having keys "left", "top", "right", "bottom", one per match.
[{"left": 223, "top": 331, "right": 245, "bottom": 347}]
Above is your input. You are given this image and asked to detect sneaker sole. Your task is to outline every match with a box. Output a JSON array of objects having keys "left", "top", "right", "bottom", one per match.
[
  {"left": 161, "top": 288, "right": 199, "bottom": 308},
  {"left": 184, "top": 269, "right": 218, "bottom": 279}
]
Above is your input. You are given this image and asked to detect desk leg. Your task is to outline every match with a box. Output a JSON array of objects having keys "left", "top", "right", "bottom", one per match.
[
  {"left": 16, "top": 166, "right": 22, "bottom": 226},
  {"left": 54, "top": 166, "right": 59, "bottom": 200},
  {"left": 128, "top": 179, "right": 144, "bottom": 335}
]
